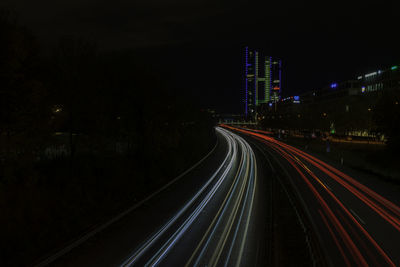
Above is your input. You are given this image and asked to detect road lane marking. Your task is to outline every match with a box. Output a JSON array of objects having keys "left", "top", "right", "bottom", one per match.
[{"left": 350, "top": 209, "right": 366, "bottom": 225}]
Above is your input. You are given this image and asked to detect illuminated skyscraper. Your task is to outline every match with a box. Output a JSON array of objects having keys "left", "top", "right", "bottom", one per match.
[
  {"left": 243, "top": 47, "right": 256, "bottom": 118},
  {"left": 269, "top": 58, "right": 282, "bottom": 103},
  {"left": 243, "top": 46, "right": 282, "bottom": 119}
]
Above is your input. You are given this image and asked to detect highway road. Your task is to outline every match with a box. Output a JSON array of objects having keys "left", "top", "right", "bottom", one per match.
[
  {"left": 225, "top": 125, "right": 400, "bottom": 267},
  {"left": 36, "top": 127, "right": 274, "bottom": 267},
  {"left": 35, "top": 125, "right": 400, "bottom": 266}
]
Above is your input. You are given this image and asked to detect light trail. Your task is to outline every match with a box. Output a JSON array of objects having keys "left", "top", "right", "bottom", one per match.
[
  {"left": 190, "top": 130, "right": 257, "bottom": 267},
  {"left": 122, "top": 127, "right": 258, "bottom": 267},
  {"left": 146, "top": 133, "right": 239, "bottom": 266},
  {"left": 122, "top": 127, "right": 237, "bottom": 266},
  {"left": 185, "top": 141, "right": 248, "bottom": 267},
  {"left": 223, "top": 125, "right": 399, "bottom": 266},
  {"left": 319, "top": 209, "right": 351, "bottom": 267},
  {"left": 227, "top": 125, "right": 400, "bottom": 227},
  {"left": 270, "top": 143, "right": 369, "bottom": 266}
]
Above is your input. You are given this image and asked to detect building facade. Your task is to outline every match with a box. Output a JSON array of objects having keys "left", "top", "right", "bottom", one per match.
[
  {"left": 243, "top": 46, "right": 282, "bottom": 120},
  {"left": 260, "top": 64, "right": 400, "bottom": 138}
]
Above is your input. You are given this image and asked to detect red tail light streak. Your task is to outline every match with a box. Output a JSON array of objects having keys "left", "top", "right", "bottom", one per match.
[{"left": 222, "top": 125, "right": 398, "bottom": 266}]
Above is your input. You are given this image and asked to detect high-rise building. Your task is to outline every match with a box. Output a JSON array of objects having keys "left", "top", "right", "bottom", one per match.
[
  {"left": 243, "top": 47, "right": 255, "bottom": 118},
  {"left": 269, "top": 58, "right": 282, "bottom": 103},
  {"left": 243, "top": 46, "right": 282, "bottom": 119}
]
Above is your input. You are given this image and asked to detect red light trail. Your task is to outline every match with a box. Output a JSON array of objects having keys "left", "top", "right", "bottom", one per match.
[{"left": 222, "top": 124, "right": 398, "bottom": 266}]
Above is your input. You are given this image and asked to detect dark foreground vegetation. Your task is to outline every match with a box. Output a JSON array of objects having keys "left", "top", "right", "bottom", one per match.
[{"left": 0, "top": 10, "right": 215, "bottom": 266}]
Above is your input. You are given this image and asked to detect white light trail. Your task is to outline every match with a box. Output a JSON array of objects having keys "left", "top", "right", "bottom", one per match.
[{"left": 122, "top": 127, "right": 258, "bottom": 267}]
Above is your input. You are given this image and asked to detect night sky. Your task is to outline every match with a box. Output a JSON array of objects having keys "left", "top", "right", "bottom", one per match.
[{"left": 3, "top": 0, "right": 400, "bottom": 113}]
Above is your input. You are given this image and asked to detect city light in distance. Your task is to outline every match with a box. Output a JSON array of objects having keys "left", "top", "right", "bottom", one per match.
[{"left": 365, "top": 72, "right": 377, "bottom": 78}]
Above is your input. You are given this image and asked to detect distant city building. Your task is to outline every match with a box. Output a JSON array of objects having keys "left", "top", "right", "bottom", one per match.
[
  {"left": 260, "top": 63, "right": 400, "bottom": 138},
  {"left": 269, "top": 57, "right": 282, "bottom": 103},
  {"left": 357, "top": 65, "right": 400, "bottom": 94},
  {"left": 243, "top": 46, "right": 282, "bottom": 119}
]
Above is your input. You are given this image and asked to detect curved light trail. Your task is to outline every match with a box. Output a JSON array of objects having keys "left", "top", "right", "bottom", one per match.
[
  {"left": 223, "top": 124, "right": 400, "bottom": 266},
  {"left": 121, "top": 127, "right": 258, "bottom": 267}
]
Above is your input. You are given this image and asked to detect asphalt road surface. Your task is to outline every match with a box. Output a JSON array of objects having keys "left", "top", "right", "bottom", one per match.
[
  {"left": 226, "top": 125, "right": 400, "bottom": 267},
  {"left": 36, "top": 127, "right": 272, "bottom": 267},
  {"left": 36, "top": 125, "right": 400, "bottom": 266}
]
